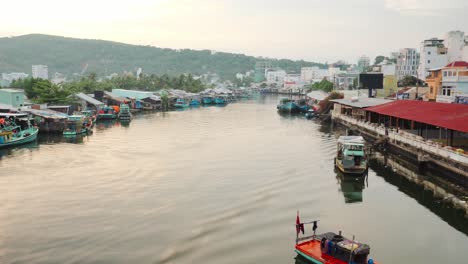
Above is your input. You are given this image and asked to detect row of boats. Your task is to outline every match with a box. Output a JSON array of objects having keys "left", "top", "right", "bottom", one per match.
[{"left": 174, "top": 96, "right": 228, "bottom": 108}]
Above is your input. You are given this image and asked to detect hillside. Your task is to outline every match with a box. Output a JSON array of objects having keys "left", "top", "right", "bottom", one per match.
[{"left": 0, "top": 34, "right": 326, "bottom": 80}]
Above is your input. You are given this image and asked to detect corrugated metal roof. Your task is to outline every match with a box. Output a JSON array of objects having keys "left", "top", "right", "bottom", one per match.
[
  {"left": 366, "top": 100, "right": 468, "bottom": 133},
  {"left": 75, "top": 93, "right": 104, "bottom": 106},
  {"left": 331, "top": 97, "right": 392, "bottom": 108}
]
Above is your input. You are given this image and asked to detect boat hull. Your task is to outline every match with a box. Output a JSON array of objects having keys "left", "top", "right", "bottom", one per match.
[
  {"left": 214, "top": 98, "right": 226, "bottom": 104},
  {"left": 0, "top": 128, "right": 38, "bottom": 148},
  {"left": 278, "top": 102, "right": 300, "bottom": 113},
  {"left": 335, "top": 159, "right": 368, "bottom": 175},
  {"left": 202, "top": 98, "right": 213, "bottom": 105},
  {"left": 97, "top": 114, "right": 117, "bottom": 120}
]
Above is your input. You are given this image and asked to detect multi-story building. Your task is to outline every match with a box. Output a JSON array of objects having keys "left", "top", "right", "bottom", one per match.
[
  {"left": 334, "top": 73, "right": 358, "bottom": 90},
  {"left": 300, "top": 66, "right": 330, "bottom": 83},
  {"left": 32, "top": 65, "right": 49, "bottom": 79},
  {"left": 425, "top": 68, "right": 443, "bottom": 101},
  {"left": 283, "top": 73, "right": 302, "bottom": 91},
  {"left": 436, "top": 61, "right": 468, "bottom": 104},
  {"left": 265, "top": 69, "right": 286, "bottom": 85},
  {"left": 357, "top": 55, "right": 370, "bottom": 72},
  {"left": 445, "top": 31, "right": 465, "bottom": 63},
  {"left": 1, "top": 72, "right": 29, "bottom": 83},
  {"left": 417, "top": 38, "right": 448, "bottom": 80},
  {"left": 395, "top": 48, "right": 420, "bottom": 80}
]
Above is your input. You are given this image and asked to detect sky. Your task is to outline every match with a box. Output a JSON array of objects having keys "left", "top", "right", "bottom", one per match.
[{"left": 1, "top": 0, "right": 468, "bottom": 64}]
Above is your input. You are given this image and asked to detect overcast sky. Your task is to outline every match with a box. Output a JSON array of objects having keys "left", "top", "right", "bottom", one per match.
[{"left": 1, "top": 0, "right": 467, "bottom": 64}]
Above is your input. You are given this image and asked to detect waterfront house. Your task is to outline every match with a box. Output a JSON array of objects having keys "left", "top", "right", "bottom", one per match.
[
  {"left": 24, "top": 108, "right": 69, "bottom": 133},
  {"left": 366, "top": 100, "right": 468, "bottom": 149},
  {"left": 0, "top": 88, "right": 25, "bottom": 109},
  {"left": 426, "top": 68, "right": 443, "bottom": 101},
  {"left": 73, "top": 92, "right": 104, "bottom": 111},
  {"left": 436, "top": 61, "right": 468, "bottom": 104},
  {"left": 331, "top": 97, "right": 392, "bottom": 121}
]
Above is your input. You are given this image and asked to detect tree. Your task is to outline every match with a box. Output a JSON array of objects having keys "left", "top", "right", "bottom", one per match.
[
  {"left": 399, "top": 75, "right": 418, "bottom": 87},
  {"left": 374, "top": 55, "right": 386, "bottom": 65},
  {"left": 310, "top": 79, "right": 334, "bottom": 93}
]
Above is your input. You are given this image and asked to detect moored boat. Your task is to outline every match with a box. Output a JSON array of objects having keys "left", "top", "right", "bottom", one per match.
[
  {"left": 63, "top": 115, "right": 89, "bottom": 136},
  {"left": 175, "top": 98, "right": 189, "bottom": 108},
  {"left": 202, "top": 96, "right": 214, "bottom": 105},
  {"left": 0, "top": 113, "right": 39, "bottom": 148},
  {"left": 118, "top": 103, "right": 132, "bottom": 121},
  {"left": 97, "top": 106, "right": 117, "bottom": 120},
  {"left": 335, "top": 136, "right": 368, "bottom": 175},
  {"left": 277, "top": 98, "right": 300, "bottom": 113},
  {"left": 295, "top": 212, "right": 378, "bottom": 264},
  {"left": 214, "top": 96, "right": 226, "bottom": 105},
  {"left": 190, "top": 98, "right": 201, "bottom": 106}
]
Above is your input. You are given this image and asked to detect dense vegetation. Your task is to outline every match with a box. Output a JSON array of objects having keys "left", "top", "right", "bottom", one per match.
[
  {"left": 10, "top": 73, "right": 206, "bottom": 104},
  {"left": 309, "top": 79, "right": 334, "bottom": 92},
  {"left": 0, "top": 34, "right": 326, "bottom": 80}
]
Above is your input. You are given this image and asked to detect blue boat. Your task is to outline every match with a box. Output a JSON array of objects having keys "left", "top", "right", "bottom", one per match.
[
  {"left": 175, "top": 98, "right": 189, "bottom": 108},
  {"left": 202, "top": 96, "right": 214, "bottom": 105},
  {"left": 190, "top": 99, "right": 200, "bottom": 106},
  {"left": 0, "top": 113, "right": 39, "bottom": 148},
  {"left": 214, "top": 96, "right": 226, "bottom": 105},
  {"left": 277, "top": 98, "right": 300, "bottom": 113}
]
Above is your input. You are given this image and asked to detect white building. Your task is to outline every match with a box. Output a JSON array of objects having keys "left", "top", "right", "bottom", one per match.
[
  {"left": 32, "top": 65, "right": 48, "bottom": 79},
  {"left": 417, "top": 38, "right": 448, "bottom": 80},
  {"left": 300, "top": 67, "right": 330, "bottom": 83},
  {"left": 51, "top": 72, "right": 66, "bottom": 84},
  {"left": 1, "top": 72, "right": 29, "bottom": 83},
  {"left": 381, "top": 64, "right": 396, "bottom": 76},
  {"left": 445, "top": 31, "right": 465, "bottom": 63},
  {"left": 266, "top": 69, "right": 286, "bottom": 85},
  {"left": 283, "top": 73, "right": 302, "bottom": 90},
  {"left": 396, "top": 48, "right": 420, "bottom": 80},
  {"left": 436, "top": 61, "right": 468, "bottom": 104}
]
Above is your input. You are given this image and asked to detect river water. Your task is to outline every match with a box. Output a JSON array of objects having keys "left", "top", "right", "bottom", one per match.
[{"left": 0, "top": 95, "right": 467, "bottom": 264}]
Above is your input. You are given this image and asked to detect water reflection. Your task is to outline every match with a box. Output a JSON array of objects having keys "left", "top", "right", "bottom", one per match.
[
  {"left": 369, "top": 154, "right": 468, "bottom": 235},
  {"left": 95, "top": 120, "right": 117, "bottom": 130},
  {"left": 0, "top": 140, "right": 38, "bottom": 159},
  {"left": 38, "top": 133, "right": 89, "bottom": 144},
  {"left": 335, "top": 169, "right": 367, "bottom": 203}
]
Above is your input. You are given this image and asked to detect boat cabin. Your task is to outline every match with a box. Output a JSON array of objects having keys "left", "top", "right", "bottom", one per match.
[{"left": 336, "top": 136, "right": 368, "bottom": 175}]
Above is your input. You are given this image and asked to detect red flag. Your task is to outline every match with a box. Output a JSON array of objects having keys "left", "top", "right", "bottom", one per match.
[{"left": 296, "top": 211, "right": 304, "bottom": 235}]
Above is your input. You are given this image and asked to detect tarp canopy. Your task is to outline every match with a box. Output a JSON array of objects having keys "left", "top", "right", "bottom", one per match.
[
  {"left": 366, "top": 100, "right": 468, "bottom": 133},
  {"left": 75, "top": 93, "right": 104, "bottom": 106},
  {"left": 306, "top": 91, "right": 328, "bottom": 101}
]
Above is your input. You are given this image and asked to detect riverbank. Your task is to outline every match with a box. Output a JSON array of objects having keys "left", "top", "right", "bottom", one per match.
[{"left": 331, "top": 112, "right": 468, "bottom": 189}]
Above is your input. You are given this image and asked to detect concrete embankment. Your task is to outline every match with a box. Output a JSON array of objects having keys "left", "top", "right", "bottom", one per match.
[{"left": 331, "top": 113, "right": 468, "bottom": 188}]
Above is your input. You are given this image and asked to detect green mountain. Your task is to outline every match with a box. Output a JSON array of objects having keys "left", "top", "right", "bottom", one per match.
[{"left": 0, "top": 34, "right": 326, "bottom": 80}]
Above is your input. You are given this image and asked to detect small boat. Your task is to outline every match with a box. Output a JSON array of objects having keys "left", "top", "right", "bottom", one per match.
[
  {"left": 202, "top": 96, "right": 214, "bottom": 105},
  {"left": 0, "top": 113, "right": 39, "bottom": 148},
  {"left": 277, "top": 98, "right": 300, "bottom": 113},
  {"left": 97, "top": 106, "right": 117, "bottom": 120},
  {"left": 305, "top": 109, "right": 318, "bottom": 119},
  {"left": 335, "top": 136, "right": 368, "bottom": 175},
  {"left": 214, "top": 96, "right": 226, "bottom": 105},
  {"left": 296, "top": 99, "right": 311, "bottom": 113},
  {"left": 175, "top": 98, "right": 189, "bottom": 108},
  {"left": 81, "top": 110, "right": 97, "bottom": 123},
  {"left": 118, "top": 103, "right": 132, "bottom": 121},
  {"left": 63, "top": 115, "right": 89, "bottom": 136},
  {"left": 190, "top": 98, "right": 201, "bottom": 106},
  {"left": 295, "top": 212, "right": 378, "bottom": 264}
]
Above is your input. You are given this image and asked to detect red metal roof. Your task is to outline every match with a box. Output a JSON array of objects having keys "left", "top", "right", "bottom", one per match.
[
  {"left": 445, "top": 61, "right": 468, "bottom": 68},
  {"left": 366, "top": 100, "right": 468, "bottom": 133}
]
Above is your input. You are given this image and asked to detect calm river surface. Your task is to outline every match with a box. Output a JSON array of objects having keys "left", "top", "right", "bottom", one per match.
[{"left": 0, "top": 95, "right": 467, "bottom": 264}]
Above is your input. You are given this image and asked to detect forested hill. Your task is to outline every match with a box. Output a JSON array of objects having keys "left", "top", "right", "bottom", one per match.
[{"left": 0, "top": 34, "right": 326, "bottom": 80}]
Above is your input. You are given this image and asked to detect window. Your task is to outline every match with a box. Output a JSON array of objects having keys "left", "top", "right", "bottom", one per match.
[
  {"left": 427, "top": 60, "right": 431, "bottom": 64},
  {"left": 430, "top": 87, "right": 433, "bottom": 94},
  {"left": 447, "top": 89, "right": 451, "bottom": 96},
  {"left": 428, "top": 51, "right": 431, "bottom": 55},
  {"left": 16, "top": 96, "right": 19, "bottom": 101},
  {"left": 443, "top": 71, "right": 447, "bottom": 77}
]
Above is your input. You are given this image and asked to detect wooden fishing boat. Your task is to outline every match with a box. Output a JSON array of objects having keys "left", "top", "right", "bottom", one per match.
[
  {"left": 97, "top": 106, "right": 117, "bottom": 120},
  {"left": 175, "top": 98, "right": 189, "bottom": 108},
  {"left": 0, "top": 113, "right": 39, "bottom": 148},
  {"left": 277, "top": 98, "right": 300, "bottom": 113},
  {"left": 202, "top": 96, "right": 214, "bottom": 105},
  {"left": 335, "top": 136, "right": 368, "bottom": 175},
  {"left": 214, "top": 96, "right": 226, "bottom": 105},
  {"left": 295, "top": 212, "right": 378, "bottom": 264},
  {"left": 118, "top": 103, "right": 132, "bottom": 121},
  {"left": 190, "top": 98, "right": 201, "bottom": 106},
  {"left": 63, "top": 115, "right": 89, "bottom": 136}
]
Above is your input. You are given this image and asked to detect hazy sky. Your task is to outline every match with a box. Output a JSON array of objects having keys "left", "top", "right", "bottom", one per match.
[{"left": 1, "top": 0, "right": 468, "bottom": 63}]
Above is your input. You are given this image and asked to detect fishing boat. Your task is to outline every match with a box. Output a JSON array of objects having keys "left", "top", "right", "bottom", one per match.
[
  {"left": 97, "top": 106, "right": 117, "bottom": 120},
  {"left": 190, "top": 98, "right": 201, "bottom": 106},
  {"left": 305, "top": 109, "right": 318, "bottom": 119},
  {"left": 214, "top": 96, "right": 226, "bottom": 105},
  {"left": 296, "top": 99, "right": 311, "bottom": 113},
  {"left": 118, "top": 103, "right": 132, "bottom": 121},
  {"left": 335, "top": 136, "right": 368, "bottom": 175},
  {"left": 175, "top": 98, "right": 189, "bottom": 108},
  {"left": 0, "top": 113, "right": 39, "bottom": 148},
  {"left": 295, "top": 212, "right": 378, "bottom": 264},
  {"left": 63, "top": 115, "right": 89, "bottom": 136},
  {"left": 202, "top": 96, "right": 214, "bottom": 105},
  {"left": 81, "top": 110, "right": 97, "bottom": 123},
  {"left": 277, "top": 98, "right": 300, "bottom": 113}
]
